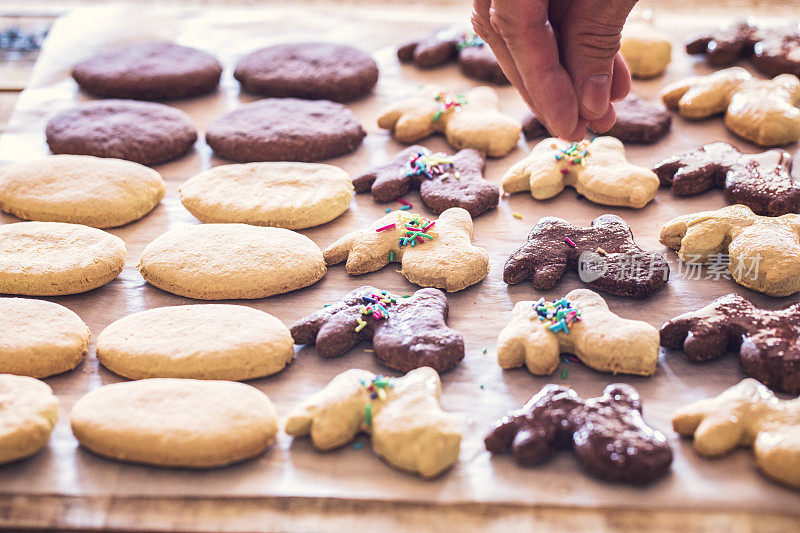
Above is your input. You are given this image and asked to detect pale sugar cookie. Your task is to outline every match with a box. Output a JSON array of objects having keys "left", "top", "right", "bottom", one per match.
[
  {"left": 0, "top": 221, "right": 126, "bottom": 296},
  {"left": 0, "top": 374, "right": 58, "bottom": 464},
  {"left": 180, "top": 162, "right": 353, "bottom": 229},
  {"left": 97, "top": 304, "right": 294, "bottom": 380},
  {"left": 70, "top": 378, "right": 278, "bottom": 468},
  {"left": 0, "top": 155, "right": 165, "bottom": 228},
  {"left": 0, "top": 298, "right": 90, "bottom": 378},
  {"left": 138, "top": 223, "right": 325, "bottom": 299}
]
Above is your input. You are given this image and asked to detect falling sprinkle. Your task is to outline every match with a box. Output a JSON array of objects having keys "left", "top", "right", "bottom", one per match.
[
  {"left": 482, "top": 347, "right": 488, "bottom": 354},
  {"left": 512, "top": 212, "right": 523, "bottom": 219},
  {"left": 562, "top": 367, "right": 568, "bottom": 379},
  {"left": 596, "top": 247, "right": 606, "bottom": 256},
  {"left": 385, "top": 207, "right": 392, "bottom": 213},
  {"left": 564, "top": 237, "right": 577, "bottom": 247}
]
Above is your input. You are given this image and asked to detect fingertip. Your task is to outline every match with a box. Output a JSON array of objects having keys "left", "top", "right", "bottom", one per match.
[
  {"left": 588, "top": 105, "right": 617, "bottom": 134},
  {"left": 610, "top": 53, "right": 632, "bottom": 102}
]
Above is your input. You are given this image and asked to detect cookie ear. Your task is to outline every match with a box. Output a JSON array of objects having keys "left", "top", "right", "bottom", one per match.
[
  {"left": 660, "top": 78, "right": 695, "bottom": 109},
  {"left": 322, "top": 232, "right": 355, "bottom": 266},
  {"left": 314, "top": 317, "right": 361, "bottom": 358},
  {"left": 501, "top": 156, "right": 536, "bottom": 193},
  {"left": 693, "top": 413, "right": 745, "bottom": 456},
  {"left": 351, "top": 169, "right": 378, "bottom": 194}
]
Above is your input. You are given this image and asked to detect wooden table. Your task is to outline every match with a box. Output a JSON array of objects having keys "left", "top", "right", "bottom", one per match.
[{"left": 1, "top": 3, "right": 799, "bottom": 532}]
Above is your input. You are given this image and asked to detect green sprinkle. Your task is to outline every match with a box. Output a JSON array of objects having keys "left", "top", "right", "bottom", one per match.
[
  {"left": 365, "top": 403, "right": 372, "bottom": 426},
  {"left": 561, "top": 367, "right": 568, "bottom": 379},
  {"left": 482, "top": 347, "right": 487, "bottom": 354},
  {"left": 389, "top": 251, "right": 394, "bottom": 262}
]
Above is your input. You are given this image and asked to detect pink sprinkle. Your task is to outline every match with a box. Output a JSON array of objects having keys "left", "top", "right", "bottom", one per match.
[
  {"left": 372, "top": 311, "right": 381, "bottom": 319},
  {"left": 560, "top": 168, "right": 569, "bottom": 175},
  {"left": 397, "top": 198, "right": 412, "bottom": 207},
  {"left": 416, "top": 236, "right": 424, "bottom": 244},
  {"left": 376, "top": 223, "right": 396, "bottom": 232},
  {"left": 565, "top": 237, "right": 576, "bottom": 247},
  {"left": 423, "top": 221, "right": 436, "bottom": 231}
]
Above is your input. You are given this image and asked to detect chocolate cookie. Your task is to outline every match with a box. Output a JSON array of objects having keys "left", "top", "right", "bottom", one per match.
[
  {"left": 484, "top": 384, "right": 673, "bottom": 484},
  {"left": 352, "top": 146, "right": 498, "bottom": 217},
  {"left": 686, "top": 20, "right": 761, "bottom": 66},
  {"left": 71, "top": 41, "right": 222, "bottom": 100},
  {"left": 687, "top": 20, "right": 800, "bottom": 77},
  {"left": 504, "top": 215, "right": 669, "bottom": 298},
  {"left": 45, "top": 100, "right": 197, "bottom": 165},
  {"left": 660, "top": 293, "right": 800, "bottom": 394},
  {"left": 655, "top": 142, "right": 799, "bottom": 216},
  {"left": 234, "top": 43, "right": 379, "bottom": 102},
  {"left": 605, "top": 94, "right": 672, "bottom": 144},
  {"left": 521, "top": 95, "right": 671, "bottom": 143},
  {"left": 205, "top": 98, "right": 365, "bottom": 162},
  {"left": 397, "top": 29, "right": 509, "bottom": 84},
  {"left": 290, "top": 286, "right": 464, "bottom": 373},
  {"left": 521, "top": 112, "right": 548, "bottom": 140}
]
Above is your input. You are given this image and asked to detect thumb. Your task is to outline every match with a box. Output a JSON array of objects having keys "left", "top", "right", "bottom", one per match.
[{"left": 558, "top": 0, "right": 636, "bottom": 120}]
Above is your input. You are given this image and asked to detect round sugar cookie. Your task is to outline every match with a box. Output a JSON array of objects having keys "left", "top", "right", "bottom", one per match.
[
  {"left": 45, "top": 100, "right": 197, "bottom": 166},
  {"left": 97, "top": 305, "right": 294, "bottom": 380},
  {"left": 179, "top": 162, "right": 353, "bottom": 229},
  {"left": 0, "top": 298, "right": 90, "bottom": 378},
  {"left": 0, "top": 221, "right": 126, "bottom": 296},
  {"left": 205, "top": 98, "right": 365, "bottom": 162},
  {"left": 233, "top": 42, "right": 378, "bottom": 102},
  {"left": 0, "top": 374, "right": 58, "bottom": 464},
  {"left": 70, "top": 378, "right": 277, "bottom": 468},
  {"left": 138, "top": 223, "right": 325, "bottom": 299},
  {"left": 0, "top": 155, "right": 166, "bottom": 228},
  {"left": 72, "top": 41, "right": 223, "bottom": 100}
]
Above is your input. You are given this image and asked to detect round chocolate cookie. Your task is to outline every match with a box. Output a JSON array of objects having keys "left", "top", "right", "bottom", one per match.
[
  {"left": 72, "top": 41, "right": 223, "bottom": 100},
  {"left": 205, "top": 98, "right": 365, "bottom": 162},
  {"left": 234, "top": 43, "right": 378, "bottom": 102},
  {"left": 45, "top": 100, "right": 197, "bottom": 166}
]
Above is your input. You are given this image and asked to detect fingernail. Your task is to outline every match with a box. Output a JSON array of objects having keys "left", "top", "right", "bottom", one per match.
[{"left": 580, "top": 74, "right": 611, "bottom": 117}]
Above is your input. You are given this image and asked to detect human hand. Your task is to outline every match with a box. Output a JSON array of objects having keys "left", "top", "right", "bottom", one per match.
[{"left": 472, "top": 0, "right": 637, "bottom": 140}]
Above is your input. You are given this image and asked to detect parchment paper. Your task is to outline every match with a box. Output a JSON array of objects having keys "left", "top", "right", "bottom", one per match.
[{"left": 0, "top": 4, "right": 798, "bottom": 513}]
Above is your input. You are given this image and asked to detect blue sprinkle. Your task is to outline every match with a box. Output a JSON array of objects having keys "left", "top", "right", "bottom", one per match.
[{"left": 353, "top": 442, "right": 364, "bottom": 450}]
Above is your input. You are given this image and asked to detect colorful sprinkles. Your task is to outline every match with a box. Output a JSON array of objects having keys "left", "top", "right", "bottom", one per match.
[
  {"left": 554, "top": 140, "right": 590, "bottom": 167},
  {"left": 360, "top": 375, "right": 395, "bottom": 427},
  {"left": 376, "top": 212, "right": 435, "bottom": 248},
  {"left": 406, "top": 151, "right": 455, "bottom": 179},
  {"left": 533, "top": 297, "right": 582, "bottom": 334},
  {"left": 432, "top": 91, "right": 466, "bottom": 122},
  {"left": 353, "top": 290, "right": 400, "bottom": 332}
]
